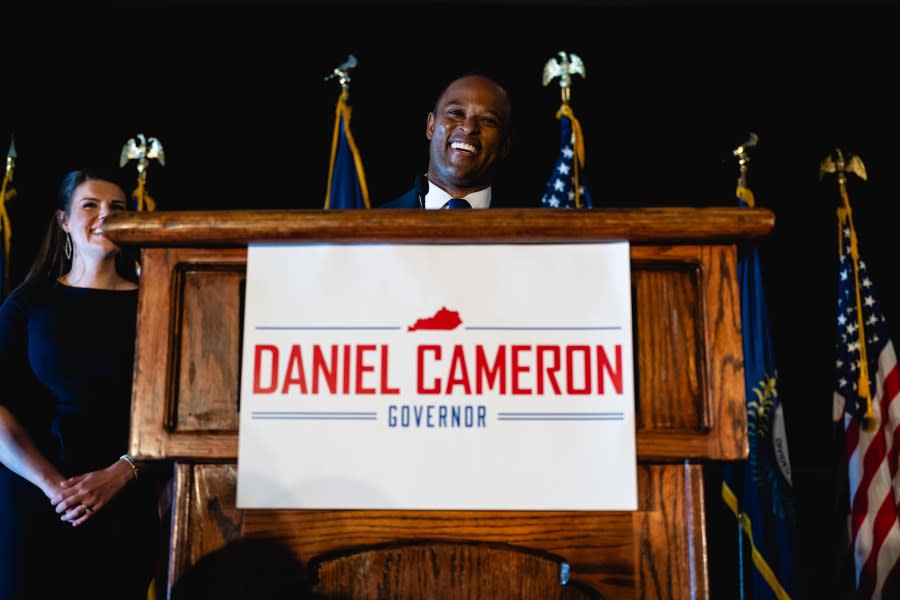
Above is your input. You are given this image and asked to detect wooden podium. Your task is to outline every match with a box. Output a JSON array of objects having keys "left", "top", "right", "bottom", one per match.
[{"left": 104, "top": 207, "right": 773, "bottom": 600}]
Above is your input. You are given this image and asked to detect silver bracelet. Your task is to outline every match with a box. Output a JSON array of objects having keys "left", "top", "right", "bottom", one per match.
[{"left": 119, "top": 454, "right": 139, "bottom": 480}]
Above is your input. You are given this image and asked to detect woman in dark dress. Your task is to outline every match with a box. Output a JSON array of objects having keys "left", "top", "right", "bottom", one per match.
[{"left": 0, "top": 169, "right": 159, "bottom": 599}]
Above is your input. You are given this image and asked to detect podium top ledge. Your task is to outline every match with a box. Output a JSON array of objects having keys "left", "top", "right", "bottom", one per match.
[{"left": 103, "top": 206, "right": 774, "bottom": 247}]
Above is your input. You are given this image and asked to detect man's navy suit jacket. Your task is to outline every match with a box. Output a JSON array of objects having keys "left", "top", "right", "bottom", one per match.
[
  {"left": 376, "top": 183, "right": 531, "bottom": 209},
  {"left": 378, "top": 188, "right": 420, "bottom": 208}
]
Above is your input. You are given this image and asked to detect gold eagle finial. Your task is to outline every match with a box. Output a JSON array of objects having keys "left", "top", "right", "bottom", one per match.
[
  {"left": 732, "top": 132, "right": 758, "bottom": 164},
  {"left": 120, "top": 133, "right": 166, "bottom": 175},
  {"left": 324, "top": 54, "right": 358, "bottom": 91},
  {"left": 819, "top": 148, "right": 867, "bottom": 186},
  {"left": 733, "top": 132, "right": 758, "bottom": 206},
  {"left": 542, "top": 51, "right": 586, "bottom": 104},
  {"left": 120, "top": 133, "right": 165, "bottom": 212},
  {"left": 5, "top": 135, "right": 15, "bottom": 174}
]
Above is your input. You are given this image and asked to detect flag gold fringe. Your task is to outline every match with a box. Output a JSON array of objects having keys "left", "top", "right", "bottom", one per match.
[
  {"left": 736, "top": 184, "right": 755, "bottom": 207},
  {"left": 0, "top": 169, "right": 16, "bottom": 294},
  {"left": 722, "top": 480, "right": 793, "bottom": 600},
  {"left": 556, "top": 103, "right": 586, "bottom": 208},
  {"left": 836, "top": 184, "right": 875, "bottom": 429},
  {"left": 132, "top": 175, "right": 157, "bottom": 212},
  {"left": 324, "top": 89, "right": 370, "bottom": 209}
]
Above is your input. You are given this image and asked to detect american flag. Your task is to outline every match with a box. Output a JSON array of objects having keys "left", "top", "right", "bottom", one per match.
[
  {"left": 540, "top": 113, "right": 592, "bottom": 209},
  {"left": 834, "top": 221, "right": 900, "bottom": 598}
]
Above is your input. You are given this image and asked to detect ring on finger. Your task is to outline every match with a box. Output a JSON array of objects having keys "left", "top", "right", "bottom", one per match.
[{"left": 80, "top": 503, "right": 93, "bottom": 515}]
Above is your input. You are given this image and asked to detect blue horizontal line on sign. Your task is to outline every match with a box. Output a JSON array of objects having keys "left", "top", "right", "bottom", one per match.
[
  {"left": 251, "top": 411, "right": 377, "bottom": 420},
  {"left": 497, "top": 412, "right": 624, "bottom": 421},
  {"left": 464, "top": 326, "right": 621, "bottom": 331},
  {"left": 255, "top": 326, "right": 402, "bottom": 330}
]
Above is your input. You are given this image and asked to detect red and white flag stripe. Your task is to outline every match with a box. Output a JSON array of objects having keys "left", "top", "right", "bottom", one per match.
[{"left": 838, "top": 336, "right": 900, "bottom": 598}]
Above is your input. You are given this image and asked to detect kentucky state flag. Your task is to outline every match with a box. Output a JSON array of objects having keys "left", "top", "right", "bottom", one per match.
[
  {"left": 721, "top": 186, "right": 801, "bottom": 600},
  {"left": 324, "top": 89, "right": 369, "bottom": 209}
]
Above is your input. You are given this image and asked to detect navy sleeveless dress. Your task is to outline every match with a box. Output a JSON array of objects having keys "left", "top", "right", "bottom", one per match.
[{"left": 0, "top": 278, "right": 159, "bottom": 599}]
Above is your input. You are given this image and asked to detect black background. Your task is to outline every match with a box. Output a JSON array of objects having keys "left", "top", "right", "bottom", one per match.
[{"left": 5, "top": 1, "right": 897, "bottom": 597}]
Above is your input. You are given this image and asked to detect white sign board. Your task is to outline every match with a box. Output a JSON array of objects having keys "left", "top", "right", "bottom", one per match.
[{"left": 236, "top": 243, "right": 637, "bottom": 510}]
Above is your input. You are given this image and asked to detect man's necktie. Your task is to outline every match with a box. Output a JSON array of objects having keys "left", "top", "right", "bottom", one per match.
[{"left": 442, "top": 198, "right": 472, "bottom": 209}]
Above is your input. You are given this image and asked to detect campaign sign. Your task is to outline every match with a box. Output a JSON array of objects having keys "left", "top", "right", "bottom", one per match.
[{"left": 236, "top": 243, "right": 637, "bottom": 510}]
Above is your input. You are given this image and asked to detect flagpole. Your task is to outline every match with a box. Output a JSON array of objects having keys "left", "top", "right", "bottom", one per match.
[
  {"left": 731, "top": 133, "right": 759, "bottom": 600},
  {"left": 540, "top": 51, "right": 592, "bottom": 209},
  {"left": 820, "top": 148, "right": 874, "bottom": 429}
]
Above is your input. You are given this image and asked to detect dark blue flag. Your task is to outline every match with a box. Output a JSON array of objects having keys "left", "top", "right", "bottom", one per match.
[
  {"left": 324, "top": 90, "right": 369, "bottom": 209},
  {"left": 721, "top": 187, "right": 800, "bottom": 600}
]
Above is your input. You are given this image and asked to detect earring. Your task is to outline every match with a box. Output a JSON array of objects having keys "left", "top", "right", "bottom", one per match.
[{"left": 65, "top": 233, "right": 72, "bottom": 260}]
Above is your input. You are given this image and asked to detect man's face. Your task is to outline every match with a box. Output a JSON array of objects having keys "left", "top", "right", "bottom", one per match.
[{"left": 425, "top": 75, "right": 511, "bottom": 196}]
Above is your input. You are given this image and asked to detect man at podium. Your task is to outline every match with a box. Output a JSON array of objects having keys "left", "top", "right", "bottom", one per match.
[{"left": 379, "top": 73, "right": 517, "bottom": 209}]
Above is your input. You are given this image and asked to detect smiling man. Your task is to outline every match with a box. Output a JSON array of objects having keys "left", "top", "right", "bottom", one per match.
[{"left": 379, "top": 74, "right": 514, "bottom": 209}]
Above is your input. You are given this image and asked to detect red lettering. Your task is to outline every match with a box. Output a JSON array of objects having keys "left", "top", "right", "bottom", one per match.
[
  {"left": 445, "top": 345, "right": 472, "bottom": 394},
  {"left": 536, "top": 345, "right": 561, "bottom": 394},
  {"left": 597, "top": 344, "right": 623, "bottom": 394},
  {"left": 511, "top": 345, "right": 531, "bottom": 394},
  {"left": 566, "top": 345, "right": 591, "bottom": 394},
  {"left": 380, "top": 345, "right": 400, "bottom": 394},
  {"left": 342, "top": 344, "right": 351, "bottom": 394},
  {"left": 475, "top": 345, "right": 506, "bottom": 394},
  {"left": 312, "top": 345, "right": 338, "bottom": 393},
  {"left": 281, "top": 345, "right": 308, "bottom": 394},
  {"left": 355, "top": 345, "right": 376, "bottom": 394},
  {"left": 417, "top": 345, "right": 441, "bottom": 394},
  {"left": 253, "top": 344, "right": 279, "bottom": 393}
]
